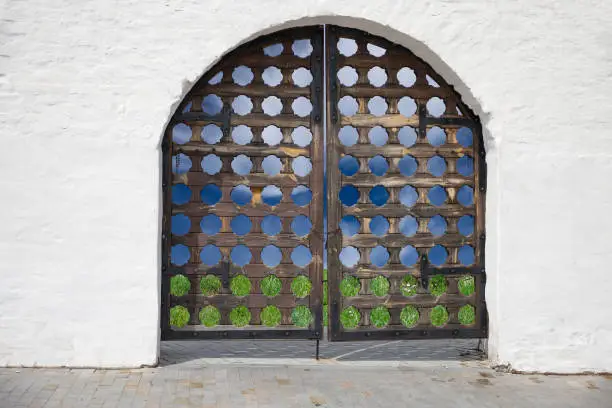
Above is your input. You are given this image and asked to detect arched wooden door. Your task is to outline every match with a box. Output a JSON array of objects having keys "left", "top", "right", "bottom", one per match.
[
  {"left": 161, "top": 25, "right": 486, "bottom": 341},
  {"left": 325, "top": 27, "right": 486, "bottom": 341}
]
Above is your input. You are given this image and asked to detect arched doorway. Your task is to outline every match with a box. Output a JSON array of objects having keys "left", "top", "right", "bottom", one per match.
[{"left": 161, "top": 25, "right": 486, "bottom": 343}]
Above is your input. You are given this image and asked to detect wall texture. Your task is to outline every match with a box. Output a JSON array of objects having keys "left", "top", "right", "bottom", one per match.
[{"left": 1, "top": 0, "right": 611, "bottom": 372}]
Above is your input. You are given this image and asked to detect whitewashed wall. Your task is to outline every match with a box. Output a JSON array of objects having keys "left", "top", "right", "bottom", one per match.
[{"left": 1, "top": 0, "right": 611, "bottom": 372}]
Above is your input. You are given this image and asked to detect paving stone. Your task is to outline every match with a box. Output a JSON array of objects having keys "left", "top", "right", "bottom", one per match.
[{"left": 0, "top": 341, "right": 610, "bottom": 407}]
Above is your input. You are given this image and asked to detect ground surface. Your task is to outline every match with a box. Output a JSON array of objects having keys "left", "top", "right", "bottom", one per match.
[{"left": 1, "top": 340, "right": 610, "bottom": 407}]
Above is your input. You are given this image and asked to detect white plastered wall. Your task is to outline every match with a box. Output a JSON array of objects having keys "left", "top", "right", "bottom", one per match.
[{"left": 1, "top": 0, "right": 611, "bottom": 372}]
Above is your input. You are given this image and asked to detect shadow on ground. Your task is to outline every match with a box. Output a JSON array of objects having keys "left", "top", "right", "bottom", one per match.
[{"left": 160, "top": 338, "right": 485, "bottom": 366}]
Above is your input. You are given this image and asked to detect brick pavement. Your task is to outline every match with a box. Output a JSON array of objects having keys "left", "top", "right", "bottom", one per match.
[{"left": 0, "top": 340, "right": 610, "bottom": 407}]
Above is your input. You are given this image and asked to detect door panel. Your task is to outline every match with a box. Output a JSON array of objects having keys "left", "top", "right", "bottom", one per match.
[
  {"left": 325, "top": 26, "right": 486, "bottom": 341},
  {"left": 161, "top": 27, "right": 324, "bottom": 340}
]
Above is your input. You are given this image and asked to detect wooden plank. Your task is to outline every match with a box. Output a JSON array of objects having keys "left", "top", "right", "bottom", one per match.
[
  {"left": 340, "top": 114, "right": 418, "bottom": 128},
  {"left": 342, "top": 204, "right": 475, "bottom": 218},
  {"left": 344, "top": 294, "right": 472, "bottom": 308},
  {"left": 343, "top": 233, "right": 474, "bottom": 248},
  {"left": 345, "top": 174, "right": 473, "bottom": 188},
  {"left": 178, "top": 144, "right": 309, "bottom": 158},
  {"left": 191, "top": 84, "right": 311, "bottom": 98},
  {"left": 326, "top": 25, "right": 344, "bottom": 341},
  {"left": 169, "top": 263, "right": 309, "bottom": 278},
  {"left": 341, "top": 85, "right": 449, "bottom": 99},
  {"left": 173, "top": 203, "right": 309, "bottom": 217},
  {"left": 307, "top": 27, "right": 325, "bottom": 333},
  {"left": 232, "top": 114, "right": 311, "bottom": 128},
  {"left": 171, "top": 294, "right": 300, "bottom": 309},
  {"left": 180, "top": 114, "right": 310, "bottom": 128},
  {"left": 174, "top": 233, "right": 304, "bottom": 248},
  {"left": 342, "top": 144, "right": 473, "bottom": 159},
  {"left": 174, "top": 172, "right": 303, "bottom": 187}
]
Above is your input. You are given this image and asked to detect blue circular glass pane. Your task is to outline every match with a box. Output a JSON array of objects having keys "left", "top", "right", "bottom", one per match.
[
  {"left": 457, "top": 215, "right": 474, "bottom": 236},
  {"left": 200, "top": 244, "right": 222, "bottom": 266},
  {"left": 339, "top": 185, "right": 360, "bottom": 207},
  {"left": 369, "top": 216, "right": 389, "bottom": 236},
  {"left": 398, "top": 96, "right": 417, "bottom": 117},
  {"left": 230, "top": 215, "right": 252, "bottom": 236},
  {"left": 400, "top": 245, "right": 418, "bottom": 266},
  {"left": 231, "top": 155, "right": 253, "bottom": 176},
  {"left": 370, "top": 246, "right": 389, "bottom": 267},
  {"left": 457, "top": 186, "right": 474, "bottom": 206},
  {"left": 171, "top": 244, "right": 191, "bottom": 266},
  {"left": 201, "top": 154, "right": 222, "bottom": 175},
  {"left": 399, "top": 216, "right": 418, "bottom": 237},
  {"left": 262, "top": 155, "right": 282, "bottom": 176},
  {"left": 201, "top": 124, "right": 223, "bottom": 144},
  {"left": 261, "top": 125, "right": 283, "bottom": 146},
  {"left": 291, "top": 126, "right": 312, "bottom": 147},
  {"left": 292, "top": 68, "right": 313, "bottom": 88},
  {"left": 339, "top": 215, "right": 360, "bottom": 237},
  {"left": 291, "top": 215, "right": 312, "bottom": 237},
  {"left": 200, "top": 214, "right": 222, "bottom": 235},
  {"left": 339, "top": 155, "right": 359, "bottom": 176},
  {"left": 428, "top": 215, "right": 447, "bottom": 236},
  {"left": 264, "top": 43, "right": 283, "bottom": 57},
  {"left": 428, "top": 186, "right": 447, "bottom": 206},
  {"left": 399, "top": 185, "right": 418, "bottom": 207},
  {"left": 368, "top": 155, "right": 388, "bottom": 176},
  {"left": 427, "top": 126, "right": 446, "bottom": 146},
  {"left": 456, "top": 127, "right": 473, "bottom": 147},
  {"left": 291, "top": 245, "right": 312, "bottom": 267},
  {"left": 427, "top": 156, "right": 447, "bottom": 177},
  {"left": 367, "top": 97, "right": 388, "bottom": 117},
  {"left": 398, "top": 155, "right": 418, "bottom": 177},
  {"left": 231, "top": 125, "right": 253, "bottom": 145},
  {"left": 369, "top": 185, "right": 389, "bottom": 206},
  {"left": 262, "top": 215, "right": 282, "bottom": 236},
  {"left": 171, "top": 214, "right": 191, "bottom": 236},
  {"left": 428, "top": 245, "right": 448, "bottom": 266},
  {"left": 456, "top": 156, "right": 474, "bottom": 177},
  {"left": 398, "top": 126, "right": 417, "bottom": 147},
  {"left": 232, "top": 66, "right": 254, "bottom": 86},
  {"left": 172, "top": 123, "right": 192, "bottom": 145},
  {"left": 230, "top": 245, "right": 252, "bottom": 266},
  {"left": 339, "top": 246, "right": 360, "bottom": 267},
  {"left": 261, "top": 245, "right": 282, "bottom": 267},
  {"left": 202, "top": 94, "right": 223, "bottom": 115},
  {"left": 230, "top": 185, "right": 252, "bottom": 206},
  {"left": 200, "top": 184, "right": 222, "bottom": 205},
  {"left": 291, "top": 185, "right": 312, "bottom": 206},
  {"left": 338, "top": 96, "right": 358, "bottom": 116},
  {"left": 292, "top": 156, "right": 312, "bottom": 177},
  {"left": 458, "top": 245, "right": 475, "bottom": 265},
  {"left": 262, "top": 185, "right": 283, "bottom": 206},
  {"left": 368, "top": 126, "right": 388, "bottom": 146},
  {"left": 172, "top": 153, "right": 192, "bottom": 175},
  {"left": 172, "top": 184, "right": 191, "bottom": 205},
  {"left": 338, "top": 126, "right": 358, "bottom": 146}
]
